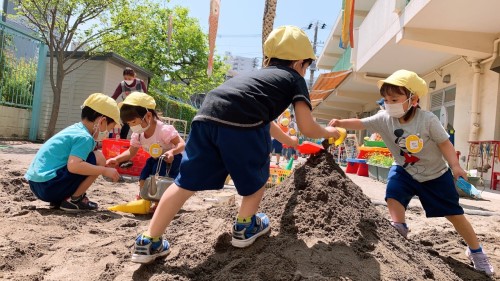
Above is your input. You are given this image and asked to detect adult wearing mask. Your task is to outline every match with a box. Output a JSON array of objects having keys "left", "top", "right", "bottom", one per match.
[{"left": 112, "top": 67, "right": 148, "bottom": 139}]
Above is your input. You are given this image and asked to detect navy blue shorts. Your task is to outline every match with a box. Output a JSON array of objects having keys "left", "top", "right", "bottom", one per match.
[
  {"left": 175, "top": 121, "right": 271, "bottom": 196},
  {"left": 385, "top": 165, "right": 464, "bottom": 217},
  {"left": 28, "top": 152, "right": 97, "bottom": 203},
  {"left": 271, "top": 139, "right": 282, "bottom": 154},
  {"left": 139, "top": 154, "right": 182, "bottom": 180}
]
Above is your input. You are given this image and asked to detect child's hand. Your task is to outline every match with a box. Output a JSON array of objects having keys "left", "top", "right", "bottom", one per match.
[
  {"left": 106, "top": 158, "right": 118, "bottom": 167},
  {"left": 328, "top": 119, "right": 339, "bottom": 127},
  {"left": 325, "top": 126, "right": 341, "bottom": 139},
  {"left": 451, "top": 165, "right": 467, "bottom": 181},
  {"left": 162, "top": 151, "right": 174, "bottom": 163},
  {"left": 289, "top": 136, "right": 299, "bottom": 148},
  {"left": 103, "top": 167, "right": 121, "bottom": 182}
]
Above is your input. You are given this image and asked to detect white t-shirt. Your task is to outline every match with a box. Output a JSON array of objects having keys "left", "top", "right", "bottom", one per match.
[{"left": 361, "top": 108, "right": 450, "bottom": 182}]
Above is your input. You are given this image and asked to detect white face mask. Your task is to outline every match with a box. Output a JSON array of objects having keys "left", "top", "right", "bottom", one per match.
[
  {"left": 93, "top": 117, "right": 109, "bottom": 141},
  {"left": 124, "top": 79, "right": 134, "bottom": 85},
  {"left": 130, "top": 115, "right": 150, "bottom": 134},
  {"left": 384, "top": 96, "right": 412, "bottom": 118}
]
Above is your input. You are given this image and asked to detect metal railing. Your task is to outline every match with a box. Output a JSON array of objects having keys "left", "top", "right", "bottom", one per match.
[
  {"left": 0, "top": 20, "right": 47, "bottom": 140},
  {"left": 0, "top": 21, "right": 44, "bottom": 109}
]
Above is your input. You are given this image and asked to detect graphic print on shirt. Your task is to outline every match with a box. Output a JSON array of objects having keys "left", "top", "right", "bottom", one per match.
[
  {"left": 393, "top": 129, "right": 425, "bottom": 175},
  {"left": 149, "top": 143, "right": 163, "bottom": 158}
]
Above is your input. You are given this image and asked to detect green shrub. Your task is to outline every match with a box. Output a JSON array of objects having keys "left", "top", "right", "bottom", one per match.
[
  {"left": 367, "top": 153, "right": 394, "bottom": 168},
  {"left": 148, "top": 89, "right": 197, "bottom": 133},
  {"left": 0, "top": 42, "right": 37, "bottom": 108}
]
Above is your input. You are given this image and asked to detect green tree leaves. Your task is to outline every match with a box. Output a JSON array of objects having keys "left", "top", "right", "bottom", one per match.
[{"left": 101, "top": 1, "right": 228, "bottom": 100}]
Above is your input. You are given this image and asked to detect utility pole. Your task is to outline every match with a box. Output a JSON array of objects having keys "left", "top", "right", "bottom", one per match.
[{"left": 307, "top": 21, "right": 326, "bottom": 90}]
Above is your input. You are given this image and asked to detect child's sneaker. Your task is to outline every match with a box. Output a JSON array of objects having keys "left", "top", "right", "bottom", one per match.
[
  {"left": 231, "top": 213, "right": 270, "bottom": 248},
  {"left": 59, "top": 194, "right": 98, "bottom": 212},
  {"left": 131, "top": 234, "right": 170, "bottom": 264},
  {"left": 49, "top": 201, "right": 61, "bottom": 209},
  {"left": 390, "top": 222, "right": 409, "bottom": 238},
  {"left": 465, "top": 247, "right": 495, "bottom": 276}
]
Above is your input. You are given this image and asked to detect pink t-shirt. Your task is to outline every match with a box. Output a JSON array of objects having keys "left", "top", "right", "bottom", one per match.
[{"left": 130, "top": 120, "right": 180, "bottom": 155}]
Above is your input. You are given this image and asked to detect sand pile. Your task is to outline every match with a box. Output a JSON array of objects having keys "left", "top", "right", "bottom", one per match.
[
  {"left": 0, "top": 149, "right": 494, "bottom": 280},
  {"left": 132, "top": 152, "right": 488, "bottom": 280}
]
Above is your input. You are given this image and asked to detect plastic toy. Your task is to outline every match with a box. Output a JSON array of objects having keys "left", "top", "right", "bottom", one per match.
[
  {"left": 296, "top": 141, "right": 323, "bottom": 154},
  {"left": 334, "top": 127, "right": 347, "bottom": 146},
  {"left": 455, "top": 177, "right": 482, "bottom": 199},
  {"left": 280, "top": 118, "right": 290, "bottom": 126},
  {"left": 108, "top": 199, "right": 151, "bottom": 215}
]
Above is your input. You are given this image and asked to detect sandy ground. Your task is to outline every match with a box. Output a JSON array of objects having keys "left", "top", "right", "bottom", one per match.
[{"left": 0, "top": 141, "right": 499, "bottom": 280}]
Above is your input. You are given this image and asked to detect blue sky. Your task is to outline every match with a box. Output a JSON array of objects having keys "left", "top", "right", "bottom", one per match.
[{"left": 164, "top": 0, "right": 341, "bottom": 62}]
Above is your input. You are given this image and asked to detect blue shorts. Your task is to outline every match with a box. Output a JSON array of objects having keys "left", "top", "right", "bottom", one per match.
[
  {"left": 139, "top": 154, "right": 182, "bottom": 180},
  {"left": 271, "top": 139, "right": 282, "bottom": 154},
  {"left": 28, "top": 152, "right": 97, "bottom": 203},
  {"left": 174, "top": 121, "right": 271, "bottom": 196},
  {"left": 385, "top": 165, "right": 464, "bottom": 217}
]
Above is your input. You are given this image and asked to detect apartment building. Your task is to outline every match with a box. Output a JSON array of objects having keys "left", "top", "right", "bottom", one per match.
[{"left": 314, "top": 0, "right": 500, "bottom": 186}]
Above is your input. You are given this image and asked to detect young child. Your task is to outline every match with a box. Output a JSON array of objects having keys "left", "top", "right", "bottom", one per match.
[
  {"left": 106, "top": 92, "right": 185, "bottom": 198},
  {"left": 25, "top": 93, "right": 122, "bottom": 212},
  {"left": 111, "top": 67, "right": 148, "bottom": 140},
  {"left": 129, "top": 25, "right": 341, "bottom": 264},
  {"left": 328, "top": 69, "right": 494, "bottom": 276}
]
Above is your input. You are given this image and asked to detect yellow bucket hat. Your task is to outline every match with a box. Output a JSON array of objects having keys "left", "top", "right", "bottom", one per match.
[
  {"left": 264, "top": 25, "right": 316, "bottom": 62},
  {"left": 377, "top": 69, "right": 428, "bottom": 97},
  {"left": 82, "top": 93, "right": 121, "bottom": 125},
  {"left": 119, "top": 92, "right": 156, "bottom": 110}
]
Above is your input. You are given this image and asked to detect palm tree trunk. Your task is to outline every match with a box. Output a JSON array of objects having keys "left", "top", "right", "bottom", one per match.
[{"left": 262, "top": 0, "right": 277, "bottom": 65}]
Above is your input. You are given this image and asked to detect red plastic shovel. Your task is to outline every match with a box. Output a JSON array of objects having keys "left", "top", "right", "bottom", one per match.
[{"left": 296, "top": 141, "right": 324, "bottom": 154}]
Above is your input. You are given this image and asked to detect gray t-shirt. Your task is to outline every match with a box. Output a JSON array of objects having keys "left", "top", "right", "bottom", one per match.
[{"left": 361, "top": 108, "right": 450, "bottom": 182}]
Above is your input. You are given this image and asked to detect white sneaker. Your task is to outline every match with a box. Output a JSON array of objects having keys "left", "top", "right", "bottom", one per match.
[
  {"left": 465, "top": 247, "right": 495, "bottom": 276},
  {"left": 390, "top": 222, "right": 409, "bottom": 238}
]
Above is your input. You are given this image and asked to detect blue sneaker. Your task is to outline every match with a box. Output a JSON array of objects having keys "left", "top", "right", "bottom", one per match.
[
  {"left": 131, "top": 234, "right": 170, "bottom": 264},
  {"left": 391, "top": 222, "right": 409, "bottom": 238},
  {"left": 231, "top": 213, "right": 270, "bottom": 248}
]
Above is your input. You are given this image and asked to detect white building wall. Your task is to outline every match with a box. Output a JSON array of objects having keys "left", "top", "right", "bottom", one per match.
[
  {"left": 356, "top": 0, "right": 400, "bottom": 71},
  {"left": 225, "top": 52, "right": 258, "bottom": 75},
  {"left": 422, "top": 59, "right": 500, "bottom": 177},
  {"left": 34, "top": 58, "right": 151, "bottom": 140},
  {"left": 37, "top": 60, "right": 107, "bottom": 139},
  {"left": 0, "top": 106, "right": 30, "bottom": 138}
]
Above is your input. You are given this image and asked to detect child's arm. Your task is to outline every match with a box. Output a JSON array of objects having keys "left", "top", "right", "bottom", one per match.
[
  {"left": 163, "top": 135, "right": 185, "bottom": 163},
  {"left": 294, "top": 101, "right": 340, "bottom": 139},
  {"left": 106, "top": 146, "right": 139, "bottom": 167},
  {"left": 438, "top": 139, "right": 467, "bottom": 180},
  {"left": 68, "top": 155, "right": 121, "bottom": 181},
  {"left": 328, "top": 118, "right": 366, "bottom": 130},
  {"left": 270, "top": 121, "right": 298, "bottom": 147}
]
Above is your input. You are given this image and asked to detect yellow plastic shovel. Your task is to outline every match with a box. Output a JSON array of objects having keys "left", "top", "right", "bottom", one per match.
[{"left": 108, "top": 199, "right": 151, "bottom": 215}]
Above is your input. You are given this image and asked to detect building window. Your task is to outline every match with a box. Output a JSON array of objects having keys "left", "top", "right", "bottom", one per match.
[{"left": 430, "top": 86, "right": 456, "bottom": 142}]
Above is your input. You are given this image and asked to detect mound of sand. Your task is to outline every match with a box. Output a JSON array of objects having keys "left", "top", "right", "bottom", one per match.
[{"left": 0, "top": 147, "right": 494, "bottom": 280}]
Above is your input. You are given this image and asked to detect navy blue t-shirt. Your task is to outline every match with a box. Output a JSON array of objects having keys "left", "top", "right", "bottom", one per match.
[{"left": 194, "top": 65, "right": 311, "bottom": 129}]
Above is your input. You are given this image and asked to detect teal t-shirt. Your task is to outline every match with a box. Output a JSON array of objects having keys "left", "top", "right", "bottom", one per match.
[{"left": 25, "top": 122, "right": 96, "bottom": 182}]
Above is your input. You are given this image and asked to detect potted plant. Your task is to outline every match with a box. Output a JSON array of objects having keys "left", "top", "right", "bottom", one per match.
[{"left": 367, "top": 153, "right": 394, "bottom": 183}]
